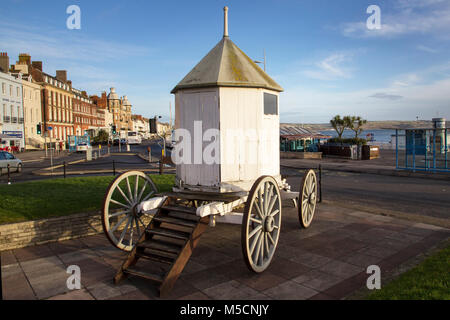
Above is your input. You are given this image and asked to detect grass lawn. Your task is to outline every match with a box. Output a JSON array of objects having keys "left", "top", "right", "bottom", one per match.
[
  {"left": 0, "top": 174, "right": 175, "bottom": 225},
  {"left": 367, "top": 244, "right": 450, "bottom": 300}
]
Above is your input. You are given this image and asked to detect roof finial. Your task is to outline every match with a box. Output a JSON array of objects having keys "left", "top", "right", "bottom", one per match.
[{"left": 223, "top": 6, "right": 229, "bottom": 37}]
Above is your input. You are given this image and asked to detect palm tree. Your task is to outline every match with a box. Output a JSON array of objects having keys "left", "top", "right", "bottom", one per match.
[
  {"left": 330, "top": 115, "right": 346, "bottom": 139},
  {"left": 349, "top": 116, "right": 367, "bottom": 138}
]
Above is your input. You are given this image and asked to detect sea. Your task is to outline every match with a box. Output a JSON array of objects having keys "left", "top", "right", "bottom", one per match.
[{"left": 319, "top": 129, "right": 396, "bottom": 147}]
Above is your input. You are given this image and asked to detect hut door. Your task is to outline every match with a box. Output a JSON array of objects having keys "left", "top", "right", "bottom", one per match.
[{"left": 179, "top": 91, "right": 220, "bottom": 187}]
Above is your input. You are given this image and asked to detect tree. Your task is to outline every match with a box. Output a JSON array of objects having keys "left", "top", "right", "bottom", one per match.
[
  {"left": 349, "top": 116, "right": 367, "bottom": 138},
  {"left": 94, "top": 129, "right": 109, "bottom": 143},
  {"left": 330, "top": 115, "right": 347, "bottom": 139}
]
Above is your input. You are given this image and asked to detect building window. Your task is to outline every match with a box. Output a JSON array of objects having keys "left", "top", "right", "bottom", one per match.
[
  {"left": 263, "top": 93, "right": 278, "bottom": 115},
  {"left": 17, "top": 87, "right": 20, "bottom": 97},
  {"left": 1, "top": 83, "right": 5, "bottom": 94},
  {"left": 9, "top": 85, "right": 12, "bottom": 96}
]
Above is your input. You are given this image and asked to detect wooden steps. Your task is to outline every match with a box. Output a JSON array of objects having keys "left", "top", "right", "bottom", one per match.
[{"left": 114, "top": 201, "right": 209, "bottom": 297}]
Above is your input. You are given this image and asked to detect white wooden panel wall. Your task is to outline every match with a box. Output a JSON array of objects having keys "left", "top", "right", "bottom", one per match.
[
  {"left": 219, "top": 88, "right": 280, "bottom": 188},
  {"left": 175, "top": 89, "right": 220, "bottom": 187}
]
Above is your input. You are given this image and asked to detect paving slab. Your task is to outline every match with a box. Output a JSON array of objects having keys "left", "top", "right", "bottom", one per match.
[
  {"left": 1, "top": 203, "right": 448, "bottom": 300},
  {"left": 263, "top": 280, "right": 318, "bottom": 300}
]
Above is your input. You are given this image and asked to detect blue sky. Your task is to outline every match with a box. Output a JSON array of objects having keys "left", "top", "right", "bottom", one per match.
[{"left": 1, "top": 0, "right": 449, "bottom": 123}]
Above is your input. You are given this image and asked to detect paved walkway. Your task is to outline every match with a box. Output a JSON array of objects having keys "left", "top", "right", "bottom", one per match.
[
  {"left": 281, "top": 158, "right": 450, "bottom": 180},
  {"left": 1, "top": 204, "right": 448, "bottom": 300}
]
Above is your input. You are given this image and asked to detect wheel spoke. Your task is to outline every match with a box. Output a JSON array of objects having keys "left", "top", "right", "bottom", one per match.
[
  {"left": 270, "top": 209, "right": 280, "bottom": 217},
  {"left": 250, "top": 217, "right": 262, "bottom": 224},
  {"left": 137, "top": 181, "right": 148, "bottom": 202},
  {"left": 135, "top": 217, "right": 141, "bottom": 238},
  {"left": 116, "top": 185, "right": 132, "bottom": 206},
  {"left": 134, "top": 175, "right": 139, "bottom": 201},
  {"left": 263, "top": 182, "right": 270, "bottom": 214},
  {"left": 259, "top": 234, "right": 265, "bottom": 265},
  {"left": 126, "top": 177, "right": 133, "bottom": 203},
  {"left": 254, "top": 199, "right": 265, "bottom": 220},
  {"left": 137, "top": 216, "right": 147, "bottom": 229},
  {"left": 109, "top": 209, "right": 129, "bottom": 218},
  {"left": 129, "top": 218, "right": 134, "bottom": 247},
  {"left": 250, "top": 230, "right": 262, "bottom": 255},
  {"left": 248, "top": 225, "right": 262, "bottom": 239},
  {"left": 267, "top": 191, "right": 278, "bottom": 216},
  {"left": 264, "top": 233, "right": 269, "bottom": 257},
  {"left": 258, "top": 187, "right": 264, "bottom": 216},
  {"left": 119, "top": 217, "right": 132, "bottom": 244},
  {"left": 267, "top": 232, "right": 275, "bottom": 245},
  {"left": 142, "top": 190, "right": 155, "bottom": 202},
  {"left": 111, "top": 214, "right": 129, "bottom": 232},
  {"left": 253, "top": 232, "right": 263, "bottom": 264},
  {"left": 110, "top": 198, "right": 130, "bottom": 210}
]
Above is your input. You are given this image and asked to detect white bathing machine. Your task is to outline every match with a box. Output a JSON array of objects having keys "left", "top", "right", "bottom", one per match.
[
  {"left": 171, "top": 35, "right": 283, "bottom": 193},
  {"left": 101, "top": 7, "right": 319, "bottom": 296}
]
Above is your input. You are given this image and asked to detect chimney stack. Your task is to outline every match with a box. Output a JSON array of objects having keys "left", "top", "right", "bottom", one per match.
[
  {"left": 56, "top": 70, "right": 67, "bottom": 82},
  {"left": 223, "top": 6, "right": 229, "bottom": 37},
  {"left": 0, "top": 52, "right": 10, "bottom": 73},
  {"left": 31, "top": 61, "right": 42, "bottom": 71},
  {"left": 18, "top": 53, "right": 31, "bottom": 65}
]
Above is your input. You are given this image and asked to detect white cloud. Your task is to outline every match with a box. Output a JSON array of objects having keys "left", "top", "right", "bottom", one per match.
[
  {"left": 416, "top": 45, "right": 439, "bottom": 53},
  {"left": 303, "top": 53, "right": 354, "bottom": 81},
  {"left": 369, "top": 93, "right": 403, "bottom": 100},
  {"left": 341, "top": 0, "right": 450, "bottom": 39},
  {"left": 280, "top": 68, "right": 450, "bottom": 123}
]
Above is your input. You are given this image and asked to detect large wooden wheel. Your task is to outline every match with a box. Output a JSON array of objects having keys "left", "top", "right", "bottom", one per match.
[
  {"left": 299, "top": 169, "right": 318, "bottom": 228},
  {"left": 102, "top": 171, "right": 158, "bottom": 251},
  {"left": 241, "top": 176, "right": 282, "bottom": 273}
]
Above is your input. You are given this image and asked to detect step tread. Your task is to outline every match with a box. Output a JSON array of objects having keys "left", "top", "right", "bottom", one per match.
[
  {"left": 166, "top": 211, "right": 200, "bottom": 222},
  {"left": 153, "top": 215, "right": 197, "bottom": 228},
  {"left": 138, "top": 239, "right": 182, "bottom": 254},
  {"left": 161, "top": 205, "right": 197, "bottom": 214},
  {"left": 147, "top": 227, "right": 191, "bottom": 240},
  {"left": 124, "top": 266, "right": 164, "bottom": 283},
  {"left": 136, "top": 251, "right": 175, "bottom": 264}
]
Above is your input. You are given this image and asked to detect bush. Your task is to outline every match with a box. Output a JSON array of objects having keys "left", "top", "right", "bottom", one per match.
[
  {"left": 93, "top": 129, "right": 109, "bottom": 144},
  {"left": 328, "top": 137, "right": 367, "bottom": 145}
]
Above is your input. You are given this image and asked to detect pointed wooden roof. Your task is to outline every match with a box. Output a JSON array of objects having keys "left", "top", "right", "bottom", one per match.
[{"left": 171, "top": 36, "right": 283, "bottom": 94}]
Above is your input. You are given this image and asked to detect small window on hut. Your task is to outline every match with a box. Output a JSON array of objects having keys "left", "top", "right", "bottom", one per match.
[{"left": 264, "top": 93, "right": 278, "bottom": 115}]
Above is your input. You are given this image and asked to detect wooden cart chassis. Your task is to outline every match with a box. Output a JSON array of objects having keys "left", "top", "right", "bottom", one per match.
[{"left": 101, "top": 169, "right": 319, "bottom": 296}]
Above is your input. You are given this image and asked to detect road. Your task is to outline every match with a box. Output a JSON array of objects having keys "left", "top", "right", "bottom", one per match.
[
  {"left": 283, "top": 167, "right": 450, "bottom": 226},
  {"left": 0, "top": 139, "right": 171, "bottom": 183},
  {"left": 2, "top": 141, "right": 448, "bottom": 226}
]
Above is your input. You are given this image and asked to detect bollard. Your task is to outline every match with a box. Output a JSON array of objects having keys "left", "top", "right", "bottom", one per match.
[
  {"left": 7, "top": 164, "right": 11, "bottom": 185},
  {"left": 159, "top": 160, "right": 163, "bottom": 175},
  {"left": 113, "top": 160, "right": 116, "bottom": 176},
  {"left": 148, "top": 146, "right": 152, "bottom": 163},
  {"left": 318, "top": 164, "right": 322, "bottom": 203},
  {"left": 63, "top": 161, "right": 66, "bottom": 179}
]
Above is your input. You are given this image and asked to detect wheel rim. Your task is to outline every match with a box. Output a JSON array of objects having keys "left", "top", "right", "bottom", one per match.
[
  {"left": 242, "top": 176, "right": 281, "bottom": 273},
  {"left": 299, "top": 169, "right": 317, "bottom": 228},
  {"left": 102, "top": 171, "right": 158, "bottom": 251}
]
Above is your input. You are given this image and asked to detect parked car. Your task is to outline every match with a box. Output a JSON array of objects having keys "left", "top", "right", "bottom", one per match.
[
  {"left": 76, "top": 142, "right": 91, "bottom": 153},
  {"left": 0, "top": 151, "right": 22, "bottom": 174},
  {"left": 120, "top": 138, "right": 127, "bottom": 145}
]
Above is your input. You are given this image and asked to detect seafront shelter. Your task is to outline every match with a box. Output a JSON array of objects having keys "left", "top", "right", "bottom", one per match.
[
  {"left": 394, "top": 118, "right": 449, "bottom": 172},
  {"left": 280, "top": 126, "right": 330, "bottom": 152}
]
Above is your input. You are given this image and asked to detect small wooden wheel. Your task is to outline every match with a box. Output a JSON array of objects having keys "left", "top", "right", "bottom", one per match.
[
  {"left": 102, "top": 171, "right": 158, "bottom": 251},
  {"left": 299, "top": 169, "right": 318, "bottom": 228},
  {"left": 242, "top": 176, "right": 282, "bottom": 273}
]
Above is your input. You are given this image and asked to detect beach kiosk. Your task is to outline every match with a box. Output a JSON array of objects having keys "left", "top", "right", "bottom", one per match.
[{"left": 101, "top": 7, "right": 319, "bottom": 296}]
